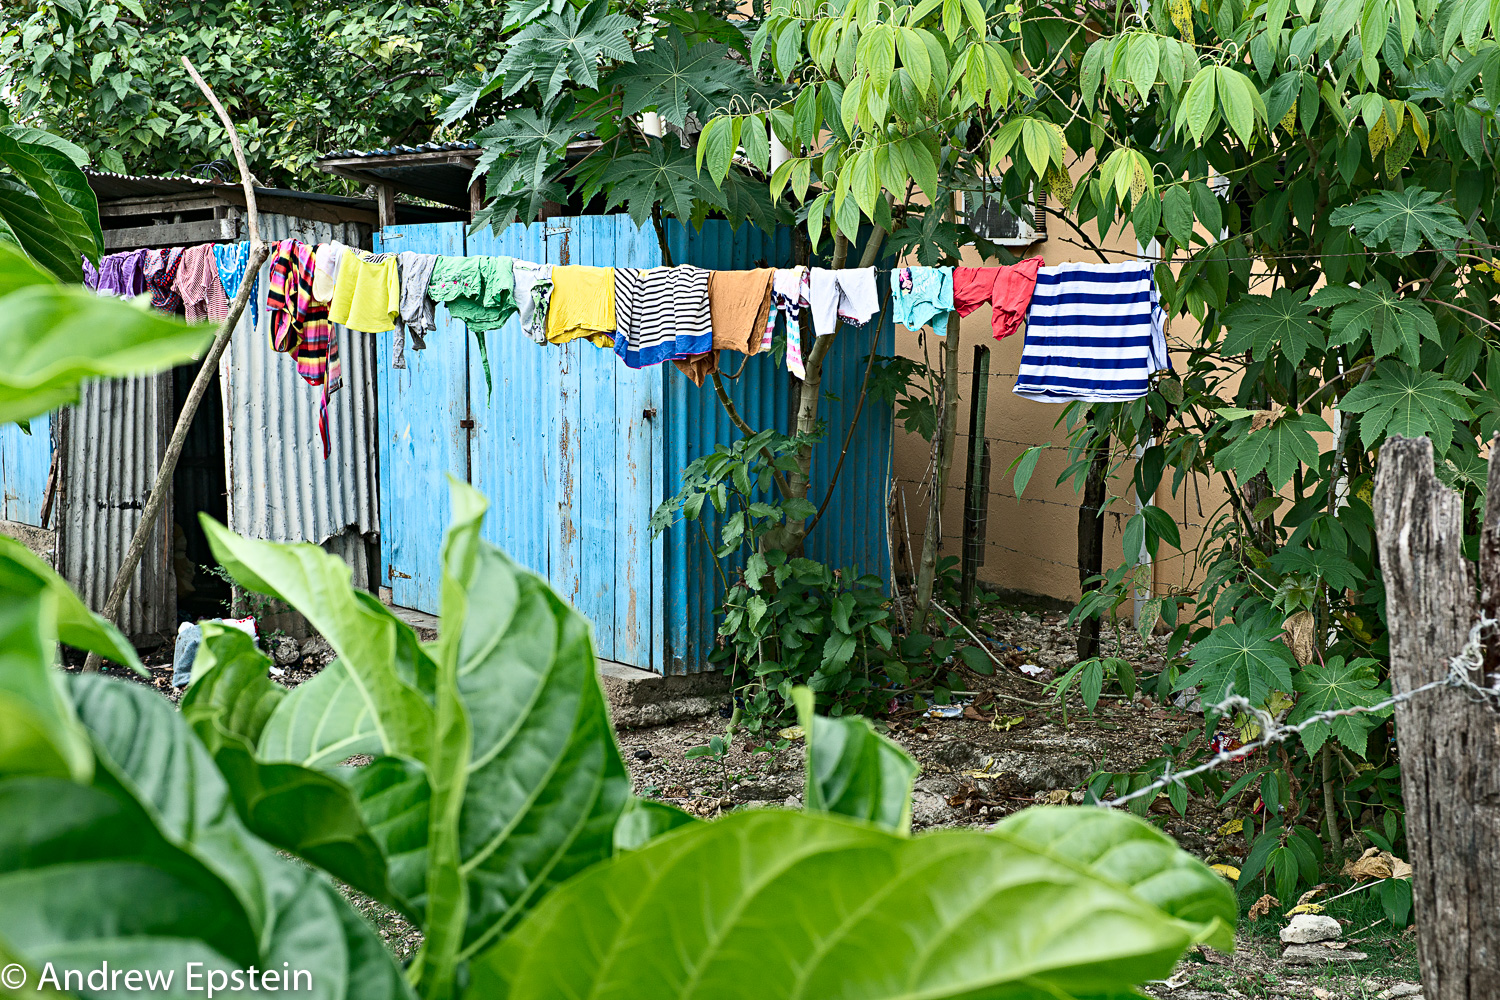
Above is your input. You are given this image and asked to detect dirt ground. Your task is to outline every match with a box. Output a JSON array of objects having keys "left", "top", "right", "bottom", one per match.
[{"left": 95, "top": 600, "right": 1424, "bottom": 998}]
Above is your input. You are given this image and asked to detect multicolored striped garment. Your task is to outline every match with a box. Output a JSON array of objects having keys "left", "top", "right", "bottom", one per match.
[
  {"left": 1012, "top": 262, "right": 1170, "bottom": 403},
  {"left": 267, "top": 239, "right": 341, "bottom": 457},
  {"left": 613, "top": 266, "right": 713, "bottom": 369},
  {"left": 144, "top": 246, "right": 186, "bottom": 312}
]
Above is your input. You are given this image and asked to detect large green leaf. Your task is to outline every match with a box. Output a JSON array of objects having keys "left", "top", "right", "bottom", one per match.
[
  {"left": 0, "top": 132, "right": 100, "bottom": 281},
  {"left": 469, "top": 808, "right": 1235, "bottom": 998},
  {"left": 0, "top": 772, "right": 414, "bottom": 1000},
  {"left": 0, "top": 248, "right": 213, "bottom": 425},
  {"left": 1310, "top": 277, "right": 1439, "bottom": 366},
  {"left": 0, "top": 551, "right": 94, "bottom": 782},
  {"left": 582, "top": 136, "right": 730, "bottom": 228},
  {"left": 794, "top": 686, "right": 918, "bottom": 833},
  {"left": 1176, "top": 621, "right": 1297, "bottom": 710},
  {"left": 495, "top": 1, "right": 636, "bottom": 105},
  {"left": 471, "top": 107, "right": 595, "bottom": 229},
  {"left": 205, "top": 480, "right": 632, "bottom": 991},
  {"left": 1215, "top": 411, "right": 1331, "bottom": 491},
  {"left": 1219, "top": 288, "right": 1325, "bottom": 366},
  {"left": 1288, "top": 656, "right": 1392, "bottom": 756},
  {"left": 1338, "top": 361, "right": 1473, "bottom": 455},
  {"left": 1328, "top": 186, "right": 1470, "bottom": 257},
  {"left": 0, "top": 534, "right": 139, "bottom": 669},
  {"left": 610, "top": 29, "right": 753, "bottom": 129},
  {"left": 182, "top": 626, "right": 406, "bottom": 914}
]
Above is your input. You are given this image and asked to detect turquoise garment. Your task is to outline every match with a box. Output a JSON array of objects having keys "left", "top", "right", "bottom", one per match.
[
  {"left": 214, "top": 241, "right": 254, "bottom": 326},
  {"left": 894, "top": 265, "right": 953, "bottom": 334}
]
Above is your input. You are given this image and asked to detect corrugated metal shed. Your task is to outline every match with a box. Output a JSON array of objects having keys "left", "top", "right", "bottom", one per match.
[
  {"left": 221, "top": 214, "right": 379, "bottom": 562},
  {"left": 371, "top": 215, "right": 892, "bottom": 674},
  {"left": 57, "top": 375, "right": 175, "bottom": 638},
  {"left": 0, "top": 412, "right": 52, "bottom": 526}
]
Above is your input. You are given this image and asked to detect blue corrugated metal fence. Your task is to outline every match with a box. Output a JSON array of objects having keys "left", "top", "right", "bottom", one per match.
[{"left": 373, "top": 215, "right": 891, "bottom": 675}]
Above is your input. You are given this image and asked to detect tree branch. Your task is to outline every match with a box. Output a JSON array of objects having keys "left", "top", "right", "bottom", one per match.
[
  {"left": 712, "top": 369, "right": 792, "bottom": 498},
  {"left": 85, "top": 58, "right": 268, "bottom": 672}
]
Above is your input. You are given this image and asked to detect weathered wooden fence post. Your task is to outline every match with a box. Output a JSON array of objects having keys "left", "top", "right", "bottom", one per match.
[{"left": 1373, "top": 435, "right": 1500, "bottom": 1000}]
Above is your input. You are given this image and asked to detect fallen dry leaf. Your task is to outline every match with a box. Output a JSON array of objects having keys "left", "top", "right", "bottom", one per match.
[
  {"left": 1043, "top": 788, "right": 1070, "bottom": 805},
  {"left": 1210, "top": 863, "right": 1241, "bottom": 881},
  {"left": 1343, "top": 846, "right": 1413, "bottom": 881},
  {"left": 1216, "top": 817, "right": 1243, "bottom": 836},
  {"left": 1247, "top": 893, "right": 1279, "bottom": 920}
]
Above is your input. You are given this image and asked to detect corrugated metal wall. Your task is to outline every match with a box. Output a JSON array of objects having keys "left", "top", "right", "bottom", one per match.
[
  {"left": 662, "top": 221, "right": 894, "bottom": 673},
  {"left": 372, "top": 216, "right": 892, "bottom": 675},
  {"left": 58, "top": 375, "right": 175, "bottom": 638},
  {"left": 0, "top": 412, "right": 52, "bottom": 525},
  {"left": 221, "top": 214, "right": 379, "bottom": 557}
]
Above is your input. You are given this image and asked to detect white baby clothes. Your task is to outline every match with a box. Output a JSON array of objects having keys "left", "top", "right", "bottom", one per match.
[{"left": 808, "top": 266, "right": 879, "bottom": 337}]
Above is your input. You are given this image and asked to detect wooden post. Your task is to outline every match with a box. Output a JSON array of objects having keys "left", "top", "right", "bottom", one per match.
[
  {"left": 1076, "top": 423, "right": 1108, "bottom": 660},
  {"left": 960, "top": 344, "right": 991, "bottom": 617},
  {"left": 377, "top": 182, "right": 397, "bottom": 230},
  {"left": 1373, "top": 435, "right": 1500, "bottom": 1000}
]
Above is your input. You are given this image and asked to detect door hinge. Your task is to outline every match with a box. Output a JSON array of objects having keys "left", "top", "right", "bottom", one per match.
[
  {"left": 459, "top": 418, "right": 475, "bottom": 429},
  {"left": 389, "top": 564, "right": 412, "bottom": 581}
]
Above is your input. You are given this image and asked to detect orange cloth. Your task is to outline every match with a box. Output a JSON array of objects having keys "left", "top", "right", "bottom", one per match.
[{"left": 672, "top": 268, "right": 775, "bottom": 386}]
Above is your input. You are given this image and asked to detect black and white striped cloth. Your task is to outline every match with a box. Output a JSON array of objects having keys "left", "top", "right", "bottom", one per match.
[{"left": 613, "top": 266, "right": 714, "bottom": 368}]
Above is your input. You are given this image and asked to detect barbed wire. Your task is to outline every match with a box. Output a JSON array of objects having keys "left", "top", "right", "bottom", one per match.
[{"left": 1101, "top": 615, "right": 1500, "bottom": 811}]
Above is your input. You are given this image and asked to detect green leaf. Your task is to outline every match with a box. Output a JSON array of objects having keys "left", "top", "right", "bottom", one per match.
[
  {"left": 1126, "top": 33, "right": 1160, "bottom": 101},
  {"left": 1220, "top": 288, "right": 1325, "bottom": 366},
  {"left": 1181, "top": 66, "right": 1217, "bottom": 142},
  {"left": 1177, "top": 621, "right": 1297, "bottom": 710},
  {"left": 613, "top": 797, "right": 702, "bottom": 851},
  {"left": 496, "top": 2, "right": 636, "bottom": 105},
  {"left": 793, "top": 686, "right": 918, "bottom": 833},
  {"left": 1216, "top": 412, "right": 1331, "bottom": 491},
  {"left": 1163, "top": 184, "right": 1194, "bottom": 247},
  {"left": 1009, "top": 443, "right": 1046, "bottom": 497},
  {"left": 611, "top": 30, "right": 752, "bottom": 130},
  {"left": 609, "top": 136, "right": 728, "bottom": 227},
  {"left": 1329, "top": 187, "right": 1469, "bottom": 258},
  {"left": 1337, "top": 361, "right": 1472, "bottom": 455},
  {"left": 0, "top": 534, "right": 139, "bottom": 670},
  {"left": 0, "top": 551, "right": 94, "bottom": 781},
  {"left": 1311, "top": 278, "right": 1438, "bottom": 366},
  {"left": 1288, "top": 656, "right": 1391, "bottom": 756},
  {"left": 182, "top": 625, "right": 406, "bottom": 914},
  {"left": 0, "top": 132, "right": 101, "bottom": 280},
  {"left": 0, "top": 246, "right": 213, "bottom": 425},
  {"left": 472, "top": 806, "right": 1234, "bottom": 996}
]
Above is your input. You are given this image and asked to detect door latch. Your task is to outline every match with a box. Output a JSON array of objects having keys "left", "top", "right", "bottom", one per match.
[
  {"left": 642, "top": 407, "right": 657, "bottom": 420},
  {"left": 459, "top": 418, "right": 475, "bottom": 429}
]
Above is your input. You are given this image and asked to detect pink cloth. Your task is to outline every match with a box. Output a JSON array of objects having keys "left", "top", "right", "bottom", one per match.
[
  {"left": 173, "top": 243, "right": 230, "bottom": 323},
  {"left": 954, "top": 258, "right": 1044, "bottom": 340}
]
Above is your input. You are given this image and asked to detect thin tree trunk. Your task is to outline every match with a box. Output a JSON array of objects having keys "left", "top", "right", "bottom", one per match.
[
  {"left": 84, "top": 58, "right": 266, "bottom": 671},
  {"left": 911, "top": 306, "right": 962, "bottom": 633},
  {"left": 1076, "top": 429, "right": 1109, "bottom": 660},
  {"left": 1373, "top": 435, "right": 1500, "bottom": 1000}
]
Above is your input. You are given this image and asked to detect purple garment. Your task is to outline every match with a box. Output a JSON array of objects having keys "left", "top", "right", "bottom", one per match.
[
  {"left": 82, "top": 255, "right": 99, "bottom": 290},
  {"left": 93, "top": 249, "right": 149, "bottom": 297}
]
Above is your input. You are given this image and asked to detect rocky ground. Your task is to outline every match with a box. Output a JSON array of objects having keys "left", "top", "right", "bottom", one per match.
[{"left": 101, "top": 598, "right": 1424, "bottom": 998}]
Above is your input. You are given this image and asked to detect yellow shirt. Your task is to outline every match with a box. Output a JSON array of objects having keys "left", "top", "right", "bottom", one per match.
[
  {"left": 329, "top": 255, "right": 400, "bottom": 333},
  {"left": 546, "top": 265, "right": 616, "bottom": 348}
]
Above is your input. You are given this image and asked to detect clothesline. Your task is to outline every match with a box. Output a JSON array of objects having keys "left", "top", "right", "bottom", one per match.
[{"left": 83, "top": 240, "right": 1174, "bottom": 464}]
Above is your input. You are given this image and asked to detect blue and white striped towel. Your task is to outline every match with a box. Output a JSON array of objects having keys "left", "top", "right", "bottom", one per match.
[{"left": 1013, "top": 262, "right": 1171, "bottom": 403}]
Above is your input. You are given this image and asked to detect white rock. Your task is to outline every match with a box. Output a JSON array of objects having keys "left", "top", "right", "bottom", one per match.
[
  {"left": 1376, "top": 985, "right": 1423, "bottom": 1000},
  {"left": 1281, "top": 944, "right": 1369, "bottom": 966},
  {"left": 1280, "top": 913, "right": 1343, "bottom": 944}
]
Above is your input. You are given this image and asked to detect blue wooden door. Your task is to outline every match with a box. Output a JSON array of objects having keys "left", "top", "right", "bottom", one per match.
[
  {"left": 373, "top": 223, "right": 469, "bottom": 612},
  {"left": 0, "top": 412, "right": 52, "bottom": 525}
]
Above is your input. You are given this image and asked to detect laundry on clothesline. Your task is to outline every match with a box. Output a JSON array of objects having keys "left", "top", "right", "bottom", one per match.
[
  {"left": 955, "top": 258, "right": 1043, "bottom": 342},
  {"left": 1012, "top": 261, "right": 1171, "bottom": 403},
  {"left": 614, "top": 266, "right": 713, "bottom": 369},
  {"left": 893, "top": 266, "right": 953, "bottom": 336}
]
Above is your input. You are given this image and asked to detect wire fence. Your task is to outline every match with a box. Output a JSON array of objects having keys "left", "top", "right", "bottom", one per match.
[{"left": 1102, "top": 615, "right": 1500, "bottom": 810}]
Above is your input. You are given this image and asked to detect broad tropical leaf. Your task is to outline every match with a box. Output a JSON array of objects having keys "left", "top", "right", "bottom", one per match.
[
  {"left": 588, "top": 136, "right": 729, "bottom": 227},
  {"left": 612, "top": 797, "right": 701, "bottom": 851},
  {"left": 1288, "top": 656, "right": 1392, "bottom": 756},
  {"left": 610, "top": 29, "right": 753, "bottom": 129},
  {"left": 0, "top": 534, "right": 139, "bottom": 669},
  {"left": 0, "top": 550, "right": 94, "bottom": 781},
  {"left": 1215, "top": 412, "right": 1331, "bottom": 491},
  {"left": 1311, "top": 278, "right": 1438, "bottom": 367},
  {"left": 472, "top": 108, "right": 596, "bottom": 230},
  {"left": 1328, "top": 187, "right": 1470, "bottom": 257},
  {"left": 1220, "top": 288, "right": 1325, "bottom": 366},
  {"left": 496, "top": 1, "right": 636, "bottom": 105},
  {"left": 468, "top": 808, "right": 1235, "bottom": 998},
  {"left": 182, "top": 626, "right": 406, "bottom": 914},
  {"left": 1176, "top": 621, "right": 1297, "bottom": 710},
  {"left": 0, "top": 131, "right": 100, "bottom": 281},
  {"left": 1338, "top": 361, "right": 1473, "bottom": 455},
  {"left": 794, "top": 686, "right": 918, "bottom": 833},
  {"left": 0, "top": 244, "right": 212, "bottom": 424}
]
